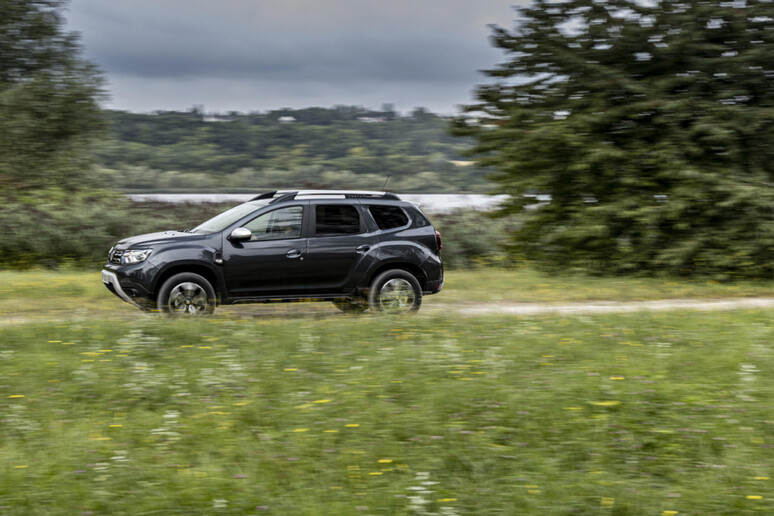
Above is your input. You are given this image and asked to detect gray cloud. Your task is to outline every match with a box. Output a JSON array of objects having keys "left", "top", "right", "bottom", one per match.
[{"left": 65, "top": 0, "right": 519, "bottom": 113}]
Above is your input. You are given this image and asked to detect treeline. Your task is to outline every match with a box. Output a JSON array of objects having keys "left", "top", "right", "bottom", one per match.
[{"left": 93, "top": 107, "right": 490, "bottom": 193}]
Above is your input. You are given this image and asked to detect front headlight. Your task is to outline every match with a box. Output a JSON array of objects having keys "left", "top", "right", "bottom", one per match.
[{"left": 121, "top": 249, "right": 152, "bottom": 265}]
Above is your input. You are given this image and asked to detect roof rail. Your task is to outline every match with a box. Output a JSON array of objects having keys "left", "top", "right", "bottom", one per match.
[
  {"left": 269, "top": 192, "right": 298, "bottom": 204},
  {"left": 250, "top": 191, "right": 277, "bottom": 201},
  {"left": 253, "top": 190, "right": 401, "bottom": 202}
]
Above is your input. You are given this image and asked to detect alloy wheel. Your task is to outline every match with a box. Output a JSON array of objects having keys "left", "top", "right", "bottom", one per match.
[{"left": 167, "top": 282, "right": 209, "bottom": 315}]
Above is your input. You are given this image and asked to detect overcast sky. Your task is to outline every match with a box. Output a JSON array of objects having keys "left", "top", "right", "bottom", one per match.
[{"left": 63, "top": 0, "right": 520, "bottom": 115}]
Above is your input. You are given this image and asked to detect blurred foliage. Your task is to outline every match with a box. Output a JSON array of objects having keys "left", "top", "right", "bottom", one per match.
[
  {"left": 0, "top": 195, "right": 512, "bottom": 271},
  {"left": 0, "top": 193, "right": 233, "bottom": 268},
  {"left": 0, "top": 0, "right": 132, "bottom": 269},
  {"left": 432, "top": 211, "right": 517, "bottom": 269},
  {"left": 0, "top": 0, "right": 105, "bottom": 191},
  {"left": 92, "top": 107, "right": 491, "bottom": 193},
  {"left": 456, "top": 0, "right": 774, "bottom": 278}
]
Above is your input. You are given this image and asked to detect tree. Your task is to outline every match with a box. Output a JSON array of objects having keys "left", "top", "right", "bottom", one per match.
[
  {"left": 0, "top": 0, "right": 105, "bottom": 192},
  {"left": 456, "top": 0, "right": 774, "bottom": 277}
]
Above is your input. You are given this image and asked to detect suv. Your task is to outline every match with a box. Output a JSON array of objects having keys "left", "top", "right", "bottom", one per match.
[{"left": 102, "top": 190, "right": 443, "bottom": 315}]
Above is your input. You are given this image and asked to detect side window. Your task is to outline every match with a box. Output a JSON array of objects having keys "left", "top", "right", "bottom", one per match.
[
  {"left": 315, "top": 204, "right": 362, "bottom": 236},
  {"left": 244, "top": 206, "right": 303, "bottom": 241},
  {"left": 409, "top": 207, "right": 430, "bottom": 228},
  {"left": 369, "top": 205, "right": 409, "bottom": 230}
]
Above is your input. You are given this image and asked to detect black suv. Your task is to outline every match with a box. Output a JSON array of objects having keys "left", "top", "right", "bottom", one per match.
[{"left": 102, "top": 190, "right": 443, "bottom": 315}]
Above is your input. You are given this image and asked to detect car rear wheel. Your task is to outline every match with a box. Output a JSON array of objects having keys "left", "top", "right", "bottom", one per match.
[
  {"left": 368, "top": 270, "right": 422, "bottom": 313},
  {"left": 157, "top": 272, "right": 216, "bottom": 316}
]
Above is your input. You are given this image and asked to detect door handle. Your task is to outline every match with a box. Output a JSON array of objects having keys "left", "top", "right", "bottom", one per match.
[
  {"left": 356, "top": 245, "right": 371, "bottom": 253},
  {"left": 286, "top": 249, "right": 302, "bottom": 259}
]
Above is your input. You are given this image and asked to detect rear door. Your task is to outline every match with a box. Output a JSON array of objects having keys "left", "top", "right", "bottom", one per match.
[
  {"left": 222, "top": 203, "right": 307, "bottom": 297},
  {"left": 303, "top": 201, "right": 378, "bottom": 295}
]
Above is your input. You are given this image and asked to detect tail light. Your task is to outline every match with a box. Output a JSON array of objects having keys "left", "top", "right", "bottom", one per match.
[{"left": 435, "top": 230, "right": 443, "bottom": 252}]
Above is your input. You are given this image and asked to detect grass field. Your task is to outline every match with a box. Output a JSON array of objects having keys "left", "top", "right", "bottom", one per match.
[{"left": 1, "top": 270, "right": 774, "bottom": 514}]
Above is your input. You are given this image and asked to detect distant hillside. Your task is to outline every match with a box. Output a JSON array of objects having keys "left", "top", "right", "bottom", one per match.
[{"left": 93, "top": 106, "right": 491, "bottom": 193}]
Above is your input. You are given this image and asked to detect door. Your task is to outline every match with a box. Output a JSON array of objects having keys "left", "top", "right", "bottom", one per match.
[
  {"left": 222, "top": 204, "right": 307, "bottom": 297},
  {"left": 303, "top": 202, "right": 378, "bottom": 295}
]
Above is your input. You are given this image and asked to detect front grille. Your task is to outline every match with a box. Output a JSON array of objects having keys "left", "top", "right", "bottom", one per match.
[{"left": 109, "top": 249, "right": 123, "bottom": 264}]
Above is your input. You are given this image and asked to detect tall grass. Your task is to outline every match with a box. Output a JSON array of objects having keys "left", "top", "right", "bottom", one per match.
[{"left": 1, "top": 309, "right": 774, "bottom": 514}]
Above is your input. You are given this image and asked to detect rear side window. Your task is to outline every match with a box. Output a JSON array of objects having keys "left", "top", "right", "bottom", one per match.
[
  {"left": 408, "top": 207, "right": 430, "bottom": 228},
  {"left": 315, "top": 204, "right": 362, "bottom": 236},
  {"left": 369, "top": 205, "right": 409, "bottom": 230}
]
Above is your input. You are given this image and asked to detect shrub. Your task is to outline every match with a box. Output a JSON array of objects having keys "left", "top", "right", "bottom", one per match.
[
  {"left": 0, "top": 190, "right": 233, "bottom": 269},
  {"left": 432, "top": 210, "right": 517, "bottom": 269}
]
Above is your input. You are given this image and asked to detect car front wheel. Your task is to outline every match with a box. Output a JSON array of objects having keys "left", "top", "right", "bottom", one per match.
[
  {"left": 368, "top": 270, "right": 422, "bottom": 313},
  {"left": 157, "top": 272, "right": 216, "bottom": 316}
]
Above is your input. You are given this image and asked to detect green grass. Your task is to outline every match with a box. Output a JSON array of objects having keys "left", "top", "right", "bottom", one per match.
[
  {"left": 2, "top": 269, "right": 774, "bottom": 514},
  {"left": 442, "top": 268, "right": 774, "bottom": 304},
  {"left": 0, "top": 270, "right": 110, "bottom": 318}
]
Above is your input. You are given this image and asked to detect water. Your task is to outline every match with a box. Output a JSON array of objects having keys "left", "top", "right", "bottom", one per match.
[{"left": 126, "top": 193, "right": 508, "bottom": 214}]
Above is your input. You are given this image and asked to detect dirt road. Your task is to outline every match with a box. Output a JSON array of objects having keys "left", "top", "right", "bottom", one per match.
[
  {"left": 451, "top": 297, "right": 774, "bottom": 316},
  {"left": 4, "top": 297, "right": 774, "bottom": 327}
]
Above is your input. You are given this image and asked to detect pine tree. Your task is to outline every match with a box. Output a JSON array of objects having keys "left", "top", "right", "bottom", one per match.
[{"left": 457, "top": 0, "right": 774, "bottom": 277}]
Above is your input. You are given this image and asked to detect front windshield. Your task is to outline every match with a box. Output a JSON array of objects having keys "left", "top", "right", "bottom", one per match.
[{"left": 192, "top": 201, "right": 269, "bottom": 233}]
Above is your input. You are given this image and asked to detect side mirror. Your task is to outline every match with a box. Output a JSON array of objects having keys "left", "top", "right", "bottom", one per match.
[{"left": 229, "top": 227, "right": 252, "bottom": 241}]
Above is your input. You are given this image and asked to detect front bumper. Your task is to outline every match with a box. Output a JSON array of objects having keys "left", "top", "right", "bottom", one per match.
[{"left": 102, "top": 270, "right": 144, "bottom": 309}]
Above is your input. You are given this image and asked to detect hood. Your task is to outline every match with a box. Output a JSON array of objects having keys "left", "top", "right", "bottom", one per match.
[{"left": 116, "top": 231, "right": 202, "bottom": 248}]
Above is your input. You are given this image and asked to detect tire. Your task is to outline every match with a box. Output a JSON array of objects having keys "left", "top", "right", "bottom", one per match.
[
  {"left": 368, "top": 270, "right": 422, "bottom": 313},
  {"left": 332, "top": 298, "right": 368, "bottom": 313},
  {"left": 157, "top": 272, "right": 216, "bottom": 316}
]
